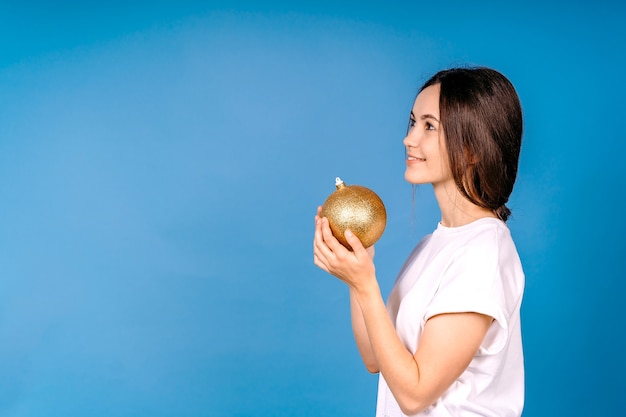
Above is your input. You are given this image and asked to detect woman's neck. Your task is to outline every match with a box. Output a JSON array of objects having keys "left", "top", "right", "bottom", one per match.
[{"left": 433, "top": 182, "right": 496, "bottom": 228}]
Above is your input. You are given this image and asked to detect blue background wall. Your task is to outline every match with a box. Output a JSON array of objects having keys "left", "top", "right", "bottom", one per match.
[{"left": 1, "top": 1, "right": 624, "bottom": 416}]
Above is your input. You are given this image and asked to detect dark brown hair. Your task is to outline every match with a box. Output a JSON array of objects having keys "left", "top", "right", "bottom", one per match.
[{"left": 420, "top": 67, "right": 523, "bottom": 222}]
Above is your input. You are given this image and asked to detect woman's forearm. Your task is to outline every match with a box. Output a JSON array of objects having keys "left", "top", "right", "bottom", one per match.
[
  {"left": 314, "top": 217, "right": 423, "bottom": 408},
  {"left": 350, "top": 288, "right": 379, "bottom": 373},
  {"left": 353, "top": 282, "right": 428, "bottom": 415}
]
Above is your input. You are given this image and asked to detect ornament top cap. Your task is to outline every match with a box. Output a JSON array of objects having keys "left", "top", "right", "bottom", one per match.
[{"left": 335, "top": 177, "right": 345, "bottom": 189}]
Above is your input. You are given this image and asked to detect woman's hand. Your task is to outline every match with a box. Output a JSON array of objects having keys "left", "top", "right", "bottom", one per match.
[{"left": 313, "top": 206, "right": 377, "bottom": 291}]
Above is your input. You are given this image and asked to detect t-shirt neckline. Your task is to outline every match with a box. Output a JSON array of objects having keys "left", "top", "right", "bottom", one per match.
[{"left": 436, "top": 216, "right": 503, "bottom": 235}]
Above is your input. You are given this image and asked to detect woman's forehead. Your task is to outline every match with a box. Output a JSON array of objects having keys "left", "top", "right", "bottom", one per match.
[{"left": 413, "top": 84, "right": 440, "bottom": 115}]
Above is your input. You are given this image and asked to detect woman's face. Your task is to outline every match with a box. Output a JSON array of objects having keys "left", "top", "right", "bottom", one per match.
[{"left": 403, "top": 84, "right": 453, "bottom": 187}]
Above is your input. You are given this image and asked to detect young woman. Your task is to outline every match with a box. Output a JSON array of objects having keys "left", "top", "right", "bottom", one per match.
[{"left": 313, "top": 67, "right": 525, "bottom": 417}]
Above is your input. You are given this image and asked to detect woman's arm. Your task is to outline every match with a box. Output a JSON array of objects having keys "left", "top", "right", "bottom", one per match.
[
  {"left": 350, "top": 288, "right": 379, "bottom": 373},
  {"left": 314, "top": 207, "right": 379, "bottom": 372},
  {"left": 354, "top": 286, "right": 492, "bottom": 414},
  {"left": 314, "top": 216, "right": 492, "bottom": 415}
]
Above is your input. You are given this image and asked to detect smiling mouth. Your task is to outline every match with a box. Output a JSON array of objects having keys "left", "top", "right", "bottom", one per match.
[{"left": 407, "top": 156, "right": 425, "bottom": 162}]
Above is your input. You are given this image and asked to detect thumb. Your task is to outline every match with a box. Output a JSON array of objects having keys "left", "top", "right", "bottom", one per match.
[{"left": 344, "top": 229, "right": 367, "bottom": 255}]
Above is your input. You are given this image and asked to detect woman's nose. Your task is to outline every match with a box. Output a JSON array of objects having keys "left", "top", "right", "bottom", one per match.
[{"left": 403, "top": 131, "right": 417, "bottom": 148}]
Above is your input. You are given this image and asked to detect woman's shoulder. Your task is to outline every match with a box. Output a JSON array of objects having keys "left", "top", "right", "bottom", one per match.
[{"left": 434, "top": 217, "right": 520, "bottom": 265}]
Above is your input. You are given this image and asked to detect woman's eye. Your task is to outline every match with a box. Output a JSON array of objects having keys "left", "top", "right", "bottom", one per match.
[
  {"left": 425, "top": 122, "right": 435, "bottom": 130},
  {"left": 409, "top": 118, "right": 416, "bottom": 127}
]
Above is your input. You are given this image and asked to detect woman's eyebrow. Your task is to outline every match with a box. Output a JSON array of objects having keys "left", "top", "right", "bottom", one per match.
[
  {"left": 421, "top": 114, "right": 440, "bottom": 122},
  {"left": 410, "top": 111, "right": 440, "bottom": 122}
]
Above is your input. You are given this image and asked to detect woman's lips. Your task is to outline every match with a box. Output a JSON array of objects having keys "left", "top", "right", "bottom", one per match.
[{"left": 407, "top": 155, "right": 425, "bottom": 164}]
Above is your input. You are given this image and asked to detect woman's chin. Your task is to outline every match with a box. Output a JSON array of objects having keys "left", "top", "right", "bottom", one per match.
[{"left": 405, "top": 172, "right": 426, "bottom": 185}]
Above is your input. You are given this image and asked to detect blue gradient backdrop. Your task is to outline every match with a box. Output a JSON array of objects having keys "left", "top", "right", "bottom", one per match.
[{"left": 1, "top": 2, "right": 624, "bottom": 416}]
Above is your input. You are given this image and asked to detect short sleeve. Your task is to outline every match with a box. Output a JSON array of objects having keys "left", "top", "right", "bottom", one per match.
[{"left": 423, "top": 244, "right": 509, "bottom": 354}]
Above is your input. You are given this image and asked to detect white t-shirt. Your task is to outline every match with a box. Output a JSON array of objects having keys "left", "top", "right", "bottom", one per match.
[{"left": 376, "top": 217, "right": 525, "bottom": 417}]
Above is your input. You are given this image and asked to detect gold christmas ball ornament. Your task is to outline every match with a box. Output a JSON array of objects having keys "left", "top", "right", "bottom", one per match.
[{"left": 321, "top": 177, "right": 387, "bottom": 249}]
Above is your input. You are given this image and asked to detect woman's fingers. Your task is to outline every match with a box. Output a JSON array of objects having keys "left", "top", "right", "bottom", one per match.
[
  {"left": 344, "top": 228, "right": 370, "bottom": 260},
  {"left": 314, "top": 206, "right": 323, "bottom": 223},
  {"left": 314, "top": 213, "right": 374, "bottom": 272},
  {"left": 314, "top": 217, "right": 337, "bottom": 267},
  {"left": 314, "top": 217, "right": 350, "bottom": 272},
  {"left": 320, "top": 218, "right": 353, "bottom": 257},
  {"left": 313, "top": 252, "right": 330, "bottom": 273}
]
